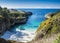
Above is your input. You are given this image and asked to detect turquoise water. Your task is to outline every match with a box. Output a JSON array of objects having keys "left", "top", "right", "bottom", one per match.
[
  {"left": 1, "top": 9, "right": 60, "bottom": 42},
  {"left": 10, "top": 9, "right": 60, "bottom": 32}
]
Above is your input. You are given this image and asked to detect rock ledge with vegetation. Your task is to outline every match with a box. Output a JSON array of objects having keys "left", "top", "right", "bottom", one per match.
[{"left": 0, "top": 7, "right": 32, "bottom": 35}]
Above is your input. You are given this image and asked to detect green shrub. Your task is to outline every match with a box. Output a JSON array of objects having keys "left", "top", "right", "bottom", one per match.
[{"left": 53, "top": 34, "right": 60, "bottom": 43}]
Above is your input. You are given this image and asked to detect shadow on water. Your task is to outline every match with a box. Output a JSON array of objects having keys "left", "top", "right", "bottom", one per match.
[{"left": 9, "top": 23, "right": 26, "bottom": 32}]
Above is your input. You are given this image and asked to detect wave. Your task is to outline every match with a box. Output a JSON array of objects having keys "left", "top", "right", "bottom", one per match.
[{"left": 1, "top": 29, "right": 35, "bottom": 42}]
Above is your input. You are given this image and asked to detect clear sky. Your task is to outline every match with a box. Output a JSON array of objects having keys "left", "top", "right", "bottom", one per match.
[{"left": 0, "top": 0, "right": 60, "bottom": 8}]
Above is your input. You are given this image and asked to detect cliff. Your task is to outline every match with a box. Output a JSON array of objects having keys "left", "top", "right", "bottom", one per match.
[
  {"left": 0, "top": 7, "right": 32, "bottom": 35},
  {"left": 0, "top": 7, "right": 60, "bottom": 43},
  {"left": 28, "top": 11, "right": 60, "bottom": 43}
]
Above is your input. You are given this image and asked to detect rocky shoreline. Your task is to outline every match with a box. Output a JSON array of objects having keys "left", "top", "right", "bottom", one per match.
[{"left": 0, "top": 7, "right": 32, "bottom": 36}]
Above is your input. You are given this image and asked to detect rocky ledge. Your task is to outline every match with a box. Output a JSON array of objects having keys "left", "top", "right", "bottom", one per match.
[{"left": 0, "top": 7, "right": 32, "bottom": 35}]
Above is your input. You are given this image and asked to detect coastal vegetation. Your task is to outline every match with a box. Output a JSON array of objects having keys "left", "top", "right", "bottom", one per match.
[
  {"left": 29, "top": 11, "right": 60, "bottom": 43},
  {"left": 53, "top": 34, "right": 60, "bottom": 43},
  {"left": 0, "top": 6, "right": 32, "bottom": 35},
  {"left": 0, "top": 6, "right": 60, "bottom": 43}
]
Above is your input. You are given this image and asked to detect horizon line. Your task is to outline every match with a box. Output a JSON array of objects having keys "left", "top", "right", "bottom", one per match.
[{"left": 0, "top": 6, "right": 60, "bottom": 9}]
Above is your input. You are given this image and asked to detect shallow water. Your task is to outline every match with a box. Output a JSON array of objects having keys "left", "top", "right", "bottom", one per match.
[{"left": 1, "top": 9, "right": 59, "bottom": 42}]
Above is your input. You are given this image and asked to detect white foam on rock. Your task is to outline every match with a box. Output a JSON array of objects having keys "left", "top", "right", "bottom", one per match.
[{"left": 1, "top": 29, "right": 35, "bottom": 42}]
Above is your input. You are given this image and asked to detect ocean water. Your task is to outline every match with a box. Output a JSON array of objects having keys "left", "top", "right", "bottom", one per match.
[{"left": 1, "top": 9, "right": 60, "bottom": 42}]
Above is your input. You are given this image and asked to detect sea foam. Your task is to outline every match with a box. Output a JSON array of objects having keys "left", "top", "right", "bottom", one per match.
[{"left": 1, "top": 28, "right": 35, "bottom": 42}]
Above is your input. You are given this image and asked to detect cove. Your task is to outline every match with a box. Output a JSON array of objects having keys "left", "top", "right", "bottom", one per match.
[{"left": 1, "top": 9, "right": 59, "bottom": 42}]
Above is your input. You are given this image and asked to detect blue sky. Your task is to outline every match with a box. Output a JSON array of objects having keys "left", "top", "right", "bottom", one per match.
[{"left": 0, "top": 0, "right": 60, "bottom": 8}]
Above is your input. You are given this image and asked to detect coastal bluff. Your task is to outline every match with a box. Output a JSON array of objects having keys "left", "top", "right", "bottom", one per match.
[
  {"left": 0, "top": 8, "right": 60, "bottom": 43},
  {"left": 29, "top": 11, "right": 60, "bottom": 43},
  {"left": 0, "top": 7, "right": 32, "bottom": 35}
]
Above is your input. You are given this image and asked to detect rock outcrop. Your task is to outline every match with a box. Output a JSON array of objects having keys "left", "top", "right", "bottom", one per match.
[
  {"left": 28, "top": 11, "right": 60, "bottom": 43},
  {"left": 0, "top": 7, "right": 32, "bottom": 35},
  {"left": 0, "top": 38, "right": 24, "bottom": 43},
  {"left": 45, "top": 13, "right": 54, "bottom": 19},
  {"left": 0, "top": 7, "right": 60, "bottom": 43}
]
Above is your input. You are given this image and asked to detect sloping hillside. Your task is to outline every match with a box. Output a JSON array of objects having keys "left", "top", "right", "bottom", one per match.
[{"left": 28, "top": 11, "right": 60, "bottom": 43}]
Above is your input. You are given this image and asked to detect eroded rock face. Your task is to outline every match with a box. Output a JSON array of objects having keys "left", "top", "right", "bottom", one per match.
[
  {"left": 0, "top": 20, "right": 6, "bottom": 35},
  {"left": 0, "top": 7, "right": 32, "bottom": 35}
]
